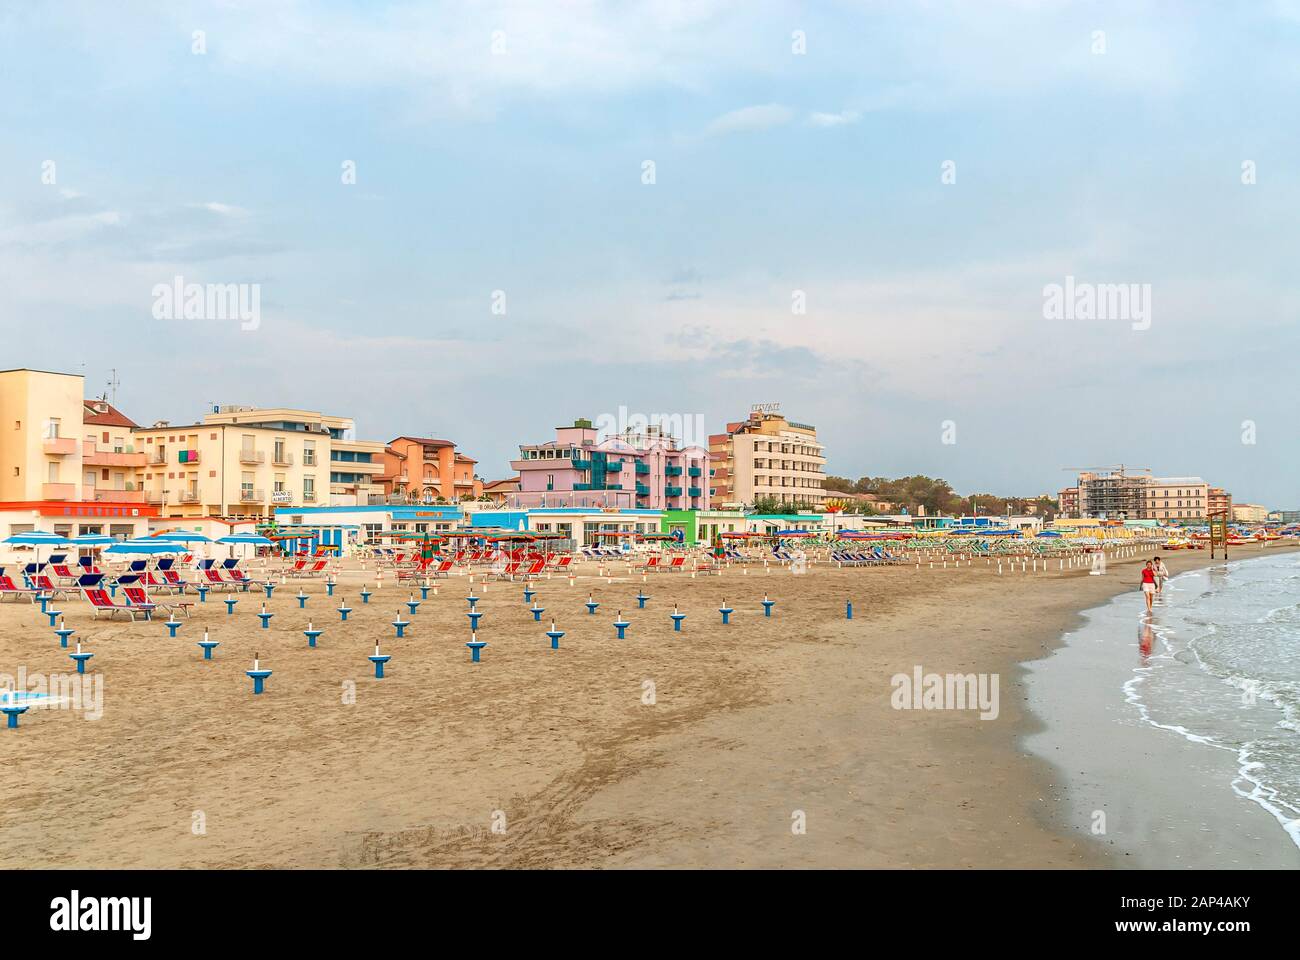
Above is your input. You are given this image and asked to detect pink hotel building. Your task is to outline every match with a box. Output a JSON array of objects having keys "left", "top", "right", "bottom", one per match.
[{"left": 508, "top": 418, "right": 711, "bottom": 511}]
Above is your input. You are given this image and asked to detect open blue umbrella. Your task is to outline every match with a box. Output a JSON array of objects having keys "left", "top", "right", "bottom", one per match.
[
  {"left": 3, "top": 531, "right": 73, "bottom": 570},
  {"left": 217, "top": 534, "right": 273, "bottom": 546},
  {"left": 3, "top": 531, "right": 72, "bottom": 546},
  {"left": 152, "top": 531, "right": 213, "bottom": 543},
  {"left": 71, "top": 534, "right": 118, "bottom": 546},
  {"left": 104, "top": 540, "right": 184, "bottom": 555}
]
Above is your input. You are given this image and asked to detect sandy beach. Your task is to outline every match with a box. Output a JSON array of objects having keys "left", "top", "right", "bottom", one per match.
[{"left": 0, "top": 542, "right": 1289, "bottom": 869}]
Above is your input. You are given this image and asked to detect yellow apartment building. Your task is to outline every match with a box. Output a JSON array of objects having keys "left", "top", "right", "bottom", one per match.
[
  {"left": 133, "top": 405, "right": 385, "bottom": 520},
  {"left": 708, "top": 407, "right": 827, "bottom": 509},
  {"left": 0, "top": 368, "right": 87, "bottom": 502},
  {"left": 0, "top": 369, "right": 159, "bottom": 542},
  {"left": 1231, "top": 503, "right": 1270, "bottom": 523},
  {"left": 1142, "top": 477, "right": 1209, "bottom": 521}
]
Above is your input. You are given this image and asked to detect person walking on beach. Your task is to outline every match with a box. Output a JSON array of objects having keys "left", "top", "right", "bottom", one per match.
[
  {"left": 1140, "top": 560, "right": 1157, "bottom": 614},
  {"left": 1153, "top": 555, "right": 1170, "bottom": 597}
]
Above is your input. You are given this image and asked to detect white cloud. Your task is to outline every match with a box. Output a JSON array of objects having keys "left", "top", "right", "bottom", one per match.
[
  {"left": 199, "top": 202, "right": 250, "bottom": 218},
  {"left": 809, "top": 110, "right": 861, "bottom": 127},
  {"left": 706, "top": 103, "right": 794, "bottom": 136}
]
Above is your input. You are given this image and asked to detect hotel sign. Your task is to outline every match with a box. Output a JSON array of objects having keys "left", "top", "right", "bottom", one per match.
[{"left": 751, "top": 403, "right": 781, "bottom": 413}]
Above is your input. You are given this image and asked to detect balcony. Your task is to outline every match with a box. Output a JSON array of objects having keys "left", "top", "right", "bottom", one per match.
[
  {"left": 665, "top": 465, "right": 683, "bottom": 476},
  {"left": 90, "top": 489, "right": 147, "bottom": 504},
  {"left": 303, "top": 490, "right": 317, "bottom": 501},
  {"left": 572, "top": 459, "right": 592, "bottom": 471},
  {"left": 42, "top": 437, "right": 78, "bottom": 456},
  {"left": 177, "top": 450, "right": 200, "bottom": 465},
  {"left": 148, "top": 451, "right": 167, "bottom": 465},
  {"left": 239, "top": 449, "right": 265, "bottom": 464},
  {"left": 665, "top": 485, "right": 683, "bottom": 497},
  {"left": 636, "top": 483, "right": 650, "bottom": 497},
  {"left": 688, "top": 487, "right": 702, "bottom": 498},
  {"left": 82, "top": 442, "right": 146, "bottom": 467},
  {"left": 272, "top": 451, "right": 294, "bottom": 466},
  {"left": 687, "top": 466, "right": 702, "bottom": 477},
  {"left": 178, "top": 491, "right": 201, "bottom": 504},
  {"left": 605, "top": 460, "right": 624, "bottom": 470},
  {"left": 41, "top": 482, "right": 76, "bottom": 500},
  {"left": 635, "top": 462, "right": 650, "bottom": 475},
  {"left": 239, "top": 488, "right": 264, "bottom": 502},
  {"left": 574, "top": 483, "right": 623, "bottom": 491}
]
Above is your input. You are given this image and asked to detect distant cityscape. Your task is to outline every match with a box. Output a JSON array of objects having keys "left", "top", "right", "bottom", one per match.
[{"left": 2, "top": 367, "right": 1291, "bottom": 548}]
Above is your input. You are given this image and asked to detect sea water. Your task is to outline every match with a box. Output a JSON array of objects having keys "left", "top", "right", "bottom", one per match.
[{"left": 1024, "top": 551, "right": 1300, "bottom": 868}]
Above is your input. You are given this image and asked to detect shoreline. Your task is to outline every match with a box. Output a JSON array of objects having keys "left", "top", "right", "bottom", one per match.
[
  {"left": 1024, "top": 547, "right": 1300, "bottom": 869},
  {"left": 581, "top": 543, "right": 1298, "bottom": 868}
]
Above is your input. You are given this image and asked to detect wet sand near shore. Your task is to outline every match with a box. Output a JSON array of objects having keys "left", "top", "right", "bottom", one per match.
[{"left": 0, "top": 543, "right": 1285, "bottom": 868}]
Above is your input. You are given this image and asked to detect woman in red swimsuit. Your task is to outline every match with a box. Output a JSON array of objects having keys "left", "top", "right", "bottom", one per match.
[{"left": 1140, "top": 561, "right": 1156, "bottom": 614}]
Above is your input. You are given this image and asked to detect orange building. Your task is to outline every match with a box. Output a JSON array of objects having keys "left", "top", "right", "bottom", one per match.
[
  {"left": 377, "top": 436, "right": 483, "bottom": 503},
  {"left": 480, "top": 477, "right": 520, "bottom": 504},
  {"left": 1208, "top": 486, "right": 1232, "bottom": 518}
]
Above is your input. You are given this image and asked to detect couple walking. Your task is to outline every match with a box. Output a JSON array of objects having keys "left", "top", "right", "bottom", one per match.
[{"left": 1140, "top": 555, "right": 1170, "bottom": 613}]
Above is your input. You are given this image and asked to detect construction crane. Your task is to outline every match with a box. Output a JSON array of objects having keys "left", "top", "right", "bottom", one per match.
[{"left": 1062, "top": 464, "right": 1150, "bottom": 476}]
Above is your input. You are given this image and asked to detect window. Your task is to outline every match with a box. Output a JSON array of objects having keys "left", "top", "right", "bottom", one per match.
[
  {"left": 303, "top": 441, "right": 316, "bottom": 466},
  {"left": 48, "top": 462, "right": 59, "bottom": 482},
  {"left": 45, "top": 418, "right": 61, "bottom": 439},
  {"left": 303, "top": 476, "right": 315, "bottom": 499}
]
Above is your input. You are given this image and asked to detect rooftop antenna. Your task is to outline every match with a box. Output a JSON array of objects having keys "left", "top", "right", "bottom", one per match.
[{"left": 106, "top": 368, "right": 120, "bottom": 405}]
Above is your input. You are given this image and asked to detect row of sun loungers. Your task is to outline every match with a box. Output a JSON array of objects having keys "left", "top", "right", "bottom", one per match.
[{"left": 831, "top": 548, "right": 904, "bottom": 566}]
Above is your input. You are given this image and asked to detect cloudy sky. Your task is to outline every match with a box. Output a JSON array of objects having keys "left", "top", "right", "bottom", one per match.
[{"left": 2, "top": 1, "right": 1297, "bottom": 505}]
